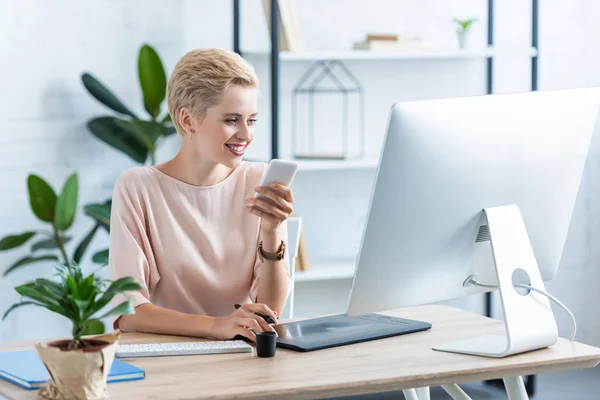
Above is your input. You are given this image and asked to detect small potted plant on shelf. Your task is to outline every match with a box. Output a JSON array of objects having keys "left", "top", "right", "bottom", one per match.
[
  {"left": 3, "top": 262, "right": 142, "bottom": 399},
  {"left": 453, "top": 18, "right": 478, "bottom": 49}
]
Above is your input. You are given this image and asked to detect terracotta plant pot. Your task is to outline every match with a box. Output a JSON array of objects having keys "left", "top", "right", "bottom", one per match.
[{"left": 34, "top": 331, "right": 120, "bottom": 400}]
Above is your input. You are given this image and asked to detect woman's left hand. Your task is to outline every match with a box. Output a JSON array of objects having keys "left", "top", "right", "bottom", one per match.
[{"left": 245, "top": 183, "right": 294, "bottom": 234}]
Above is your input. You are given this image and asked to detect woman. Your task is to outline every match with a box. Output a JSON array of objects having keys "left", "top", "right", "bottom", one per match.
[{"left": 108, "top": 48, "right": 293, "bottom": 342}]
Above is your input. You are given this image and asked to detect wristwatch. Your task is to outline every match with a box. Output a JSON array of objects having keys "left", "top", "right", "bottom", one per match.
[{"left": 258, "top": 240, "right": 286, "bottom": 262}]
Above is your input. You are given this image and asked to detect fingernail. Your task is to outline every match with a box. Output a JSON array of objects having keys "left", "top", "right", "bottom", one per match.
[{"left": 255, "top": 186, "right": 262, "bottom": 192}]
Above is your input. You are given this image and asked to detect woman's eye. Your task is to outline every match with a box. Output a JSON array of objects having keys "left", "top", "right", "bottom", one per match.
[
  {"left": 248, "top": 118, "right": 257, "bottom": 125},
  {"left": 225, "top": 119, "right": 237, "bottom": 124}
]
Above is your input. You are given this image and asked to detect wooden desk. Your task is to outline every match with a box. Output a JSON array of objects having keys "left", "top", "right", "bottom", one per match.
[{"left": 1, "top": 305, "right": 599, "bottom": 400}]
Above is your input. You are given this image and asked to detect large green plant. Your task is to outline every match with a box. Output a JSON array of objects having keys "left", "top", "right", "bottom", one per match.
[
  {"left": 0, "top": 173, "right": 107, "bottom": 276},
  {"left": 80, "top": 43, "right": 174, "bottom": 260},
  {"left": 3, "top": 262, "right": 141, "bottom": 349},
  {"left": 81, "top": 44, "right": 175, "bottom": 165}
]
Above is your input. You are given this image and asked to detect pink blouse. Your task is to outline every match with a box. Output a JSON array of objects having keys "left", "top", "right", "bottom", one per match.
[{"left": 108, "top": 161, "right": 289, "bottom": 326}]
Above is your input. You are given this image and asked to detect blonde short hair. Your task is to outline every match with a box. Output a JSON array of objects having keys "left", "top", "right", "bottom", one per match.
[{"left": 166, "top": 48, "right": 259, "bottom": 135}]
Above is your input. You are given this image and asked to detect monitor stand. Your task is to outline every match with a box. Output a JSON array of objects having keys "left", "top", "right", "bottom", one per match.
[{"left": 433, "top": 204, "right": 558, "bottom": 358}]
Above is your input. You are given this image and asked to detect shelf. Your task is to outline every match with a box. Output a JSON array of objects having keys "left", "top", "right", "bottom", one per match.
[
  {"left": 243, "top": 47, "right": 538, "bottom": 61},
  {"left": 295, "top": 260, "right": 356, "bottom": 282}
]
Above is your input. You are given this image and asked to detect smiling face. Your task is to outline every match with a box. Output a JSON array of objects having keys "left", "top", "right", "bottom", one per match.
[{"left": 180, "top": 84, "right": 258, "bottom": 169}]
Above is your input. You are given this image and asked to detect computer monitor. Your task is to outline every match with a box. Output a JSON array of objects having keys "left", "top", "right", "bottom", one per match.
[{"left": 347, "top": 88, "right": 600, "bottom": 318}]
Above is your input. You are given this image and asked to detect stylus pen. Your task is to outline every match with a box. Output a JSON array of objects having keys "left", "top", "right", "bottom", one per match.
[{"left": 234, "top": 303, "right": 277, "bottom": 324}]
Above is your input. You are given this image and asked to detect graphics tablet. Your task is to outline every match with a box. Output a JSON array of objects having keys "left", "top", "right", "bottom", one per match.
[{"left": 273, "top": 313, "right": 432, "bottom": 352}]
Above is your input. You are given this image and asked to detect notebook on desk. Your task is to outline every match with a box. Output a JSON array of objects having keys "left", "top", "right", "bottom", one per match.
[{"left": 0, "top": 349, "right": 145, "bottom": 390}]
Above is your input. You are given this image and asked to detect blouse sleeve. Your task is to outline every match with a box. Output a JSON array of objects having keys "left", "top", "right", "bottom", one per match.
[
  {"left": 108, "top": 171, "right": 160, "bottom": 328},
  {"left": 249, "top": 219, "right": 292, "bottom": 303}
]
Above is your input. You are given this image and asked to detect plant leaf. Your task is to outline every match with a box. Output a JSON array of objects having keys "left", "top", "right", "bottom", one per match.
[
  {"left": 87, "top": 277, "right": 142, "bottom": 318},
  {"left": 92, "top": 249, "right": 109, "bottom": 265},
  {"left": 3, "top": 255, "right": 59, "bottom": 276},
  {"left": 97, "top": 300, "right": 135, "bottom": 320},
  {"left": 83, "top": 203, "right": 111, "bottom": 231},
  {"left": 161, "top": 124, "right": 177, "bottom": 137},
  {"left": 81, "top": 319, "right": 105, "bottom": 336},
  {"left": 27, "top": 175, "right": 57, "bottom": 222},
  {"left": 73, "top": 224, "right": 100, "bottom": 264},
  {"left": 55, "top": 173, "right": 79, "bottom": 230},
  {"left": 81, "top": 73, "right": 138, "bottom": 118},
  {"left": 31, "top": 236, "right": 71, "bottom": 252},
  {"left": 161, "top": 113, "right": 172, "bottom": 123},
  {"left": 34, "top": 278, "right": 66, "bottom": 299},
  {"left": 114, "top": 119, "right": 162, "bottom": 153},
  {"left": 0, "top": 232, "right": 36, "bottom": 251},
  {"left": 138, "top": 44, "right": 167, "bottom": 119},
  {"left": 15, "top": 283, "right": 62, "bottom": 309},
  {"left": 87, "top": 117, "right": 148, "bottom": 164},
  {"left": 79, "top": 274, "right": 98, "bottom": 302},
  {"left": 2, "top": 301, "right": 45, "bottom": 320}
]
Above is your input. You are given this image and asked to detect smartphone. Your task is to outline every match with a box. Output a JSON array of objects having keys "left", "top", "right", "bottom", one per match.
[{"left": 254, "top": 159, "right": 299, "bottom": 201}]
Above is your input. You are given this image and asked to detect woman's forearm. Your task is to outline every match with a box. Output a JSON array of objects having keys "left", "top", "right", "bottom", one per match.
[
  {"left": 256, "top": 230, "right": 290, "bottom": 314},
  {"left": 117, "top": 303, "right": 219, "bottom": 337}
]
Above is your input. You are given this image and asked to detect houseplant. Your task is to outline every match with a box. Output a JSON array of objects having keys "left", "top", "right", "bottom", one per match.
[
  {"left": 453, "top": 18, "right": 478, "bottom": 49},
  {"left": 80, "top": 43, "right": 174, "bottom": 261},
  {"left": 0, "top": 172, "right": 108, "bottom": 275},
  {"left": 3, "top": 261, "right": 141, "bottom": 399}
]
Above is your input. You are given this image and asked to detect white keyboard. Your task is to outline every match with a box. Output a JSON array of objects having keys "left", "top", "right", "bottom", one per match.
[{"left": 115, "top": 341, "right": 254, "bottom": 358}]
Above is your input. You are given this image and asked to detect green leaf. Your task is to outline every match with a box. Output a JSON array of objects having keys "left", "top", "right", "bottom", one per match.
[
  {"left": 16, "top": 284, "right": 62, "bottom": 309},
  {"left": 92, "top": 249, "right": 109, "bottom": 265},
  {"left": 97, "top": 300, "right": 135, "bottom": 320},
  {"left": 81, "top": 319, "right": 105, "bottom": 336},
  {"left": 3, "top": 255, "right": 59, "bottom": 276},
  {"left": 27, "top": 175, "right": 57, "bottom": 222},
  {"left": 138, "top": 44, "right": 167, "bottom": 119},
  {"left": 0, "top": 232, "right": 36, "bottom": 251},
  {"left": 65, "top": 274, "right": 79, "bottom": 297},
  {"left": 161, "top": 124, "right": 178, "bottom": 137},
  {"left": 55, "top": 173, "right": 79, "bottom": 230},
  {"left": 31, "top": 236, "right": 71, "bottom": 252},
  {"left": 73, "top": 224, "right": 100, "bottom": 264},
  {"left": 34, "top": 278, "right": 66, "bottom": 299},
  {"left": 81, "top": 73, "right": 138, "bottom": 118},
  {"left": 83, "top": 203, "right": 111, "bottom": 230},
  {"left": 161, "top": 113, "right": 172, "bottom": 123},
  {"left": 79, "top": 274, "right": 98, "bottom": 302},
  {"left": 114, "top": 119, "right": 162, "bottom": 153},
  {"left": 2, "top": 301, "right": 45, "bottom": 320},
  {"left": 87, "top": 277, "right": 142, "bottom": 318},
  {"left": 87, "top": 117, "right": 148, "bottom": 164}
]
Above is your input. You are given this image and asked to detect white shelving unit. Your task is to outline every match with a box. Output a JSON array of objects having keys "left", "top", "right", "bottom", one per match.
[
  {"left": 243, "top": 47, "right": 538, "bottom": 61},
  {"left": 295, "top": 260, "right": 355, "bottom": 282}
]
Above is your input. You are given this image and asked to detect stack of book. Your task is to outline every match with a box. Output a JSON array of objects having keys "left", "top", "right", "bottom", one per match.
[{"left": 353, "top": 34, "right": 434, "bottom": 51}]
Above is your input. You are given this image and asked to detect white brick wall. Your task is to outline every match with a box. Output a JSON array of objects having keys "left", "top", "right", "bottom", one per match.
[{"left": 2, "top": 0, "right": 600, "bottom": 348}]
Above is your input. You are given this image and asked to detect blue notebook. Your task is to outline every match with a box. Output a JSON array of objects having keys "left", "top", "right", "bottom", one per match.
[{"left": 0, "top": 350, "right": 145, "bottom": 390}]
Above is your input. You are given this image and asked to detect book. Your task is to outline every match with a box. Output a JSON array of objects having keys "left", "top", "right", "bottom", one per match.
[
  {"left": 366, "top": 34, "right": 398, "bottom": 41},
  {"left": 261, "top": 0, "right": 303, "bottom": 51},
  {"left": 0, "top": 349, "right": 145, "bottom": 390},
  {"left": 353, "top": 39, "right": 435, "bottom": 51}
]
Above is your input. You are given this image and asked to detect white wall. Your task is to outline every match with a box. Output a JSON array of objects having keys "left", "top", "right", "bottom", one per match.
[{"left": 2, "top": 0, "right": 600, "bottom": 347}]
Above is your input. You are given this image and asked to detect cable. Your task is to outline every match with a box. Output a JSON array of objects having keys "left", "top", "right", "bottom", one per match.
[{"left": 467, "top": 277, "right": 577, "bottom": 341}]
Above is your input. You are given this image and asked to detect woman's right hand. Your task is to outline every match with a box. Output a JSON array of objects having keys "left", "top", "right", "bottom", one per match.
[{"left": 212, "top": 303, "right": 278, "bottom": 342}]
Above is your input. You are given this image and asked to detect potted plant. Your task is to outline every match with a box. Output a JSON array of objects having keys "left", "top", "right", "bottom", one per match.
[
  {"left": 79, "top": 43, "right": 174, "bottom": 262},
  {"left": 0, "top": 172, "right": 110, "bottom": 275},
  {"left": 3, "top": 262, "right": 141, "bottom": 399},
  {"left": 453, "top": 18, "right": 478, "bottom": 49}
]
